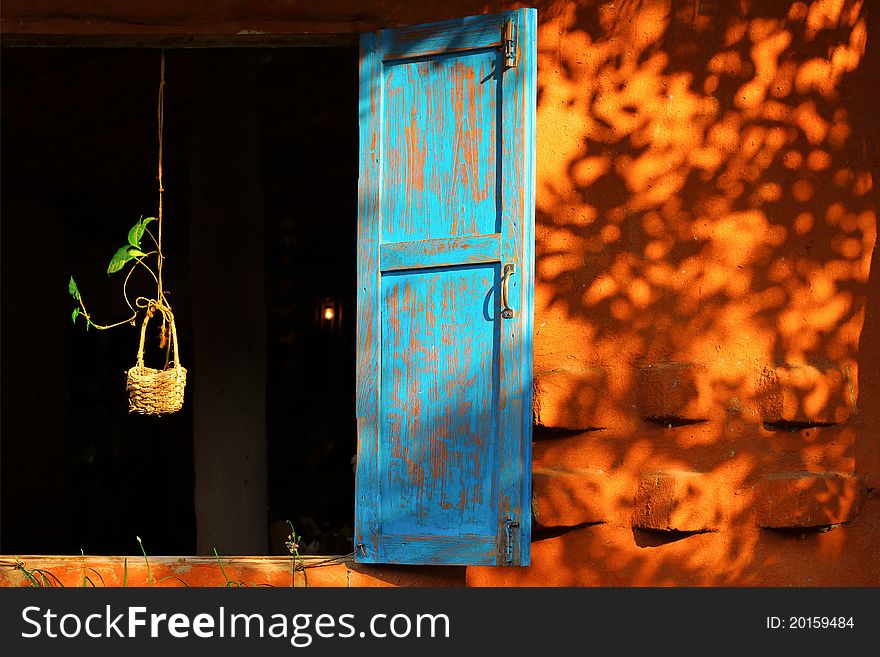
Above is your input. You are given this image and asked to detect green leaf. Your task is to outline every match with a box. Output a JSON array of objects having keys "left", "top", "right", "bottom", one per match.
[
  {"left": 127, "top": 216, "right": 156, "bottom": 249},
  {"left": 108, "top": 245, "right": 135, "bottom": 274},
  {"left": 127, "top": 248, "right": 148, "bottom": 258},
  {"left": 71, "top": 308, "right": 80, "bottom": 324},
  {"left": 68, "top": 276, "right": 80, "bottom": 301},
  {"left": 126, "top": 221, "right": 142, "bottom": 248}
]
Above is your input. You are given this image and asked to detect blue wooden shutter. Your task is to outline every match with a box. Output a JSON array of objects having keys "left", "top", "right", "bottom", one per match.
[{"left": 356, "top": 9, "right": 536, "bottom": 566}]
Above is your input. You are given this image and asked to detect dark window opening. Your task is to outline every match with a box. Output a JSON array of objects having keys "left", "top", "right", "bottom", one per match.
[
  {"left": 260, "top": 47, "right": 358, "bottom": 556},
  {"left": 0, "top": 46, "right": 359, "bottom": 556}
]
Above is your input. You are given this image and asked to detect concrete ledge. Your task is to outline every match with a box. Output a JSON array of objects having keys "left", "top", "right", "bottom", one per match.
[{"left": 0, "top": 555, "right": 465, "bottom": 588}]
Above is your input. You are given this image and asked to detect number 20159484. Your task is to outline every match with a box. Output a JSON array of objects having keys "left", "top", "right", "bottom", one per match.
[{"left": 766, "top": 617, "right": 855, "bottom": 629}]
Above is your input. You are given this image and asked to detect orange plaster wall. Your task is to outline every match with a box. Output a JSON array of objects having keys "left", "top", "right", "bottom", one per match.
[
  {"left": 480, "top": 0, "right": 880, "bottom": 586},
  {"left": 2, "top": 0, "right": 877, "bottom": 586}
]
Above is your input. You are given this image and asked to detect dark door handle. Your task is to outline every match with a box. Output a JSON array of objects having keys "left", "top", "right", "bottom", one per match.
[{"left": 501, "top": 263, "right": 516, "bottom": 319}]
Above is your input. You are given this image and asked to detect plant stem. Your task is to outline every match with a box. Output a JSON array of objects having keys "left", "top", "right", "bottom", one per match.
[
  {"left": 213, "top": 548, "right": 234, "bottom": 587},
  {"left": 137, "top": 536, "right": 152, "bottom": 587}
]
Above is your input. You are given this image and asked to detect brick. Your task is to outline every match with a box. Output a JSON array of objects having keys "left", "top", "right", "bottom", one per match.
[
  {"left": 757, "top": 365, "right": 855, "bottom": 425},
  {"left": 533, "top": 368, "right": 611, "bottom": 430},
  {"left": 754, "top": 472, "right": 864, "bottom": 528},
  {"left": 532, "top": 467, "right": 618, "bottom": 527},
  {"left": 632, "top": 471, "right": 724, "bottom": 531},
  {"left": 466, "top": 522, "right": 724, "bottom": 586},
  {"left": 635, "top": 362, "right": 710, "bottom": 421},
  {"left": 468, "top": 496, "right": 880, "bottom": 586}
]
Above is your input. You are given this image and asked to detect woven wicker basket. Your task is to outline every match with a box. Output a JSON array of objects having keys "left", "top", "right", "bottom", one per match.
[{"left": 126, "top": 307, "right": 186, "bottom": 415}]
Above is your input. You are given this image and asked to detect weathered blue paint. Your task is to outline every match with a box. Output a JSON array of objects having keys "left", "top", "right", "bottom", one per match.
[
  {"left": 377, "top": 264, "right": 501, "bottom": 564},
  {"left": 518, "top": 8, "right": 538, "bottom": 563},
  {"left": 383, "top": 49, "right": 498, "bottom": 242},
  {"left": 380, "top": 234, "right": 501, "bottom": 272},
  {"left": 356, "top": 9, "right": 536, "bottom": 566},
  {"left": 356, "top": 30, "right": 382, "bottom": 561}
]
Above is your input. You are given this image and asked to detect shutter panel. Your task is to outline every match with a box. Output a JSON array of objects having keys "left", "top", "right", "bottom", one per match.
[{"left": 356, "top": 9, "right": 536, "bottom": 566}]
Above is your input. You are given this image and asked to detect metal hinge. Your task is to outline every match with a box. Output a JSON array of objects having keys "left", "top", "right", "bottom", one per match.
[
  {"left": 503, "top": 513, "right": 520, "bottom": 565},
  {"left": 503, "top": 18, "right": 517, "bottom": 68}
]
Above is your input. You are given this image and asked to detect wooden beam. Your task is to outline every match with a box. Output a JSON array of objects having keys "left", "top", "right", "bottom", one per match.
[
  {"left": 0, "top": 33, "right": 359, "bottom": 48},
  {"left": 0, "top": 0, "right": 519, "bottom": 42}
]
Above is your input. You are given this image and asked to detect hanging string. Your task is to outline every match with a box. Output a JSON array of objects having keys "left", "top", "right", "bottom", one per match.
[
  {"left": 70, "top": 50, "right": 178, "bottom": 359},
  {"left": 157, "top": 49, "right": 167, "bottom": 308},
  {"left": 156, "top": 50, "right": 174, "bottom": 368}
]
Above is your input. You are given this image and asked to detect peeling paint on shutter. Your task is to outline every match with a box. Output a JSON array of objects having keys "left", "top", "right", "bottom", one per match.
[{"left": 356, "top": 9, "right": 536, "bottom": 566}]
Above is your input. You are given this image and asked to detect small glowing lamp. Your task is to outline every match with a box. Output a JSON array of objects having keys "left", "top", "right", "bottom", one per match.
[{"left": 316, "top": 297, "right": 340, "bottom": 333}]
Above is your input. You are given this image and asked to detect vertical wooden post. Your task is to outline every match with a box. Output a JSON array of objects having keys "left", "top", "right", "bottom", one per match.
[{"left": 190, "top": 51, "right": 268, "bottom": 554}]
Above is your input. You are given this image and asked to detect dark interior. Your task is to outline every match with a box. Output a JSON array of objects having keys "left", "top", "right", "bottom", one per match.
[{"left": 0, "top": 47, "right": 359, "bottom": 555}]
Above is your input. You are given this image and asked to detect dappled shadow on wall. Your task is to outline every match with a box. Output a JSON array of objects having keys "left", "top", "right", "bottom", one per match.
[{"left": 472, "top": 0, "right": 878, "bottom": 586}]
